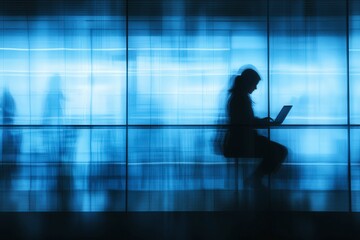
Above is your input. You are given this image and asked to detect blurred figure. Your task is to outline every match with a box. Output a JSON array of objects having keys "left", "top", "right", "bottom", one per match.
[
  {"left": 42, "top": 74, "right": 65, "bottom": 167},
  {"left": 43, "top": 74, "right": 64, "bottom": 125},
  {"left": 224, "top": 67, "right": 287, "bottom": 189},
  {"left": 1, "top": 87, "right": 21, "bottom": 189},
  {"left": 90, "top": 129, "right": 123, "bottom": 211},
  {"left": 2, "top": 88, "right": 16, "bottom": 125},
  {"left": 43, "top": 74, "right": 77, "bottom": 210}
]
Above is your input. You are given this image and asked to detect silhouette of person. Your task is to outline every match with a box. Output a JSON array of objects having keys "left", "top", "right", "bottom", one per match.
[
  {"left": 43, "top": 74, "right": 64, "bottom": 125},
  {"left": 224, "top": 67, "right": 287, "bottom": 188},
  {"left": 1, "top": 87, "right": 21, "bottom": 189},
  {"left": 43, "top": 74, "right": 76, "bottom": 210}
]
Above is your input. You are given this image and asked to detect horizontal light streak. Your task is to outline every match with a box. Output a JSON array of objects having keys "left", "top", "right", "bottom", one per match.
[
  {"left": 2, "top": 162, "right": 348, "bottom": 167},
  {"left": 0, "top": 47, "right": 230, "bottom": 51},
  {"left": 127, "top": 162, "right": 347, "bottom": 166}
]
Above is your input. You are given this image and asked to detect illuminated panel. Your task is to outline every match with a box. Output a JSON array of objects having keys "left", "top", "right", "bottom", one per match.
[
  {"left": 0, "top": 17, "right": 126, "bottom": 125},
  {"left": 1, "top": 23, "right": 31, "bottom": 124},
  {"left": 128, "top": 127, "right": 234, "bottom": 211},
  {"left": 0, "top": 16, "right": 127, "bottom": 211},
  {"left": 0, "top": 0, "right": 356, "bottom": 213},
  {"left": 128, "top": 1, "right": 268, "bottom": 124},
  {"left": 271, "top": 127, "right": 348, "bottom": 211},
  {"left": 0, "top": 127, "right": 126, "bottom": 211},
  {"left": 28, "top": 24, "right": 67, "bottom": 125},
  {"left": 351, "top": 127, "right": 360, "bottom": 212},
  {"left": 269, "top": 1, "right": 347, "bottom": 124},
  {"left": 350, "top": 0, "right": 360, "bottom": 123},
  {"left": 350, "top": 0, "right": 360, "bottom": 213},
  {"left": 91, "top": 27, "right": 126, "bottom": 125}
]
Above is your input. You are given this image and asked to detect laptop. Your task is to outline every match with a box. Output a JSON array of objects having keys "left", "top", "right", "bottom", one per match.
[{"left": 273, "top": 105, "right": 292, "bottom": 125}]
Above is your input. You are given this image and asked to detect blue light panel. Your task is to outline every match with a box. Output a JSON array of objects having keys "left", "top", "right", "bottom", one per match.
[{"left": 0, "top": 0, "right": 358, "bottom": 212}]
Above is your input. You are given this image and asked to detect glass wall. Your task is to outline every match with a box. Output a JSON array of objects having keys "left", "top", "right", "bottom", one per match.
[
  {"left": 350, "top": 0, "right": 360, "bottom": 212},
  {"left": 269, "top": 0, "right": 349, "bottom": 212},
  {"left": 0, "top": 13, "right": 127, "bottom": 210},
  {"left": 269, "top": 0, "right": 347, "bottom": 124},
  {"left": 127, "top": 0, "right": 268, "bottom": 211},
  {"left": 0, "top": 0, "right": 359, "bottom": 212},
  {"left": 128, "top": 0, "right": 268, "bottom": 124}
]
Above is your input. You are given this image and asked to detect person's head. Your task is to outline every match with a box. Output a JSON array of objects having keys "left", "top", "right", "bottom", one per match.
[{"left": 230, "top": 68, "right": 261, "bottom": 94}]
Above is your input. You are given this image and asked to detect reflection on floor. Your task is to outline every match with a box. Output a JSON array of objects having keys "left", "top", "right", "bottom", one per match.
[
  {"left": 0, "top": 157, "right": 356, "bottom": 238},
  {"left": 0, "top": 160, "right": 352, "bottom": 211},
  {"left": 1, "top": 211, "right": 360, "bottom": 239}
]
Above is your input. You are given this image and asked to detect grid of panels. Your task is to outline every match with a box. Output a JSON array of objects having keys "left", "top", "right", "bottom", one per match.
[{"left": 0, "top": 0, "right": 359, "bottom": 211}]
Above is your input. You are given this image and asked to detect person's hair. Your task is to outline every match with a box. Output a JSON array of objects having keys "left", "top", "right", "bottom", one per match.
[{"left": 229, "top": 68, "right": 261, "bottom": 93}]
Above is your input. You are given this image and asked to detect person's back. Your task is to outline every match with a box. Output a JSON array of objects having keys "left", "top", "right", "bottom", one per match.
[{"left": 226, "top": 92, "right": 257, "bottom": 157}]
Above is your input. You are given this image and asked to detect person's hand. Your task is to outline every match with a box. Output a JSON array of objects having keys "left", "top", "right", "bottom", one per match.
[{"left": 262, "top": 117, "right": 274, "bottom": 123}]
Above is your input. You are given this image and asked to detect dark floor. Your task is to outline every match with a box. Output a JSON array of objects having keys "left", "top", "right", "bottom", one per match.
[{"left": 1, "top": 211, "right": 360, "bottom": 239}]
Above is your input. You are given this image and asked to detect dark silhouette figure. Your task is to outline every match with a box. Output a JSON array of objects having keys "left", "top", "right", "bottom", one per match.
[
  {"left": 89, "top": 129, "right": 123, "bottom": 211},
  {"left": 43, "top": 74, "right": 77, "bottom": 210},
  {"left": 1, "top": 88, "right": 21, "bottom": 189},
  {"left": 224, "top": 68, "right": 287, "bottom": 188}
]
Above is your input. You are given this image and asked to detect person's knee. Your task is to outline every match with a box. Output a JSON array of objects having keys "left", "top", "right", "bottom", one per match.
[
  {"left": 279, "top": 145, "right": 288, "bottom": 162},
  {"left": 271, "top": 142, "right": 287, "bottom": 163}
]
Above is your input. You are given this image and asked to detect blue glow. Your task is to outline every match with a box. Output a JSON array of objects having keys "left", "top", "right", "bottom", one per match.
[
  {"left": 351, "top": 128, "right": 360, "bottom": 212},
  {"left": 0, "top": 0, "right": 358, "bottom": 212},
  {"left": 128, "top": 16, "right": 268, "bottom": 124},
  {"left": 270, "top": 16, "right": 347, "bottom": 124},
  {"left": 350, "top": 15, "right": 360, "bottom": 123}
]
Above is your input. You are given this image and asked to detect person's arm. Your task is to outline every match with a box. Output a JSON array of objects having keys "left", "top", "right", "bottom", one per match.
[{"left": 254, "top": 116, "right": 273, "bottom": 125}]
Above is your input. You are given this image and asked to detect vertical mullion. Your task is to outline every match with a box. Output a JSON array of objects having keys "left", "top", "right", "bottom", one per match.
[
  {"left": 125, "top": 0, "right": 129, "bottom": 212},
  {"left": 346, "top": 0, "right": 352, "bottom": 213},
  {"left": 26, "top": 17, "right": 32, "bottom": 211},
  {"left": 90, "top": 29, "right": 94, "bottom": 211},
  {"left": 266, "top": 0, "right": 272, "bottom": 193}
]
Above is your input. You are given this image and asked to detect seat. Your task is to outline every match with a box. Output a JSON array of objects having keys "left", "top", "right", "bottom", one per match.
[{"left": 225, "top": 156, "right": 262, "bottom": 209}]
